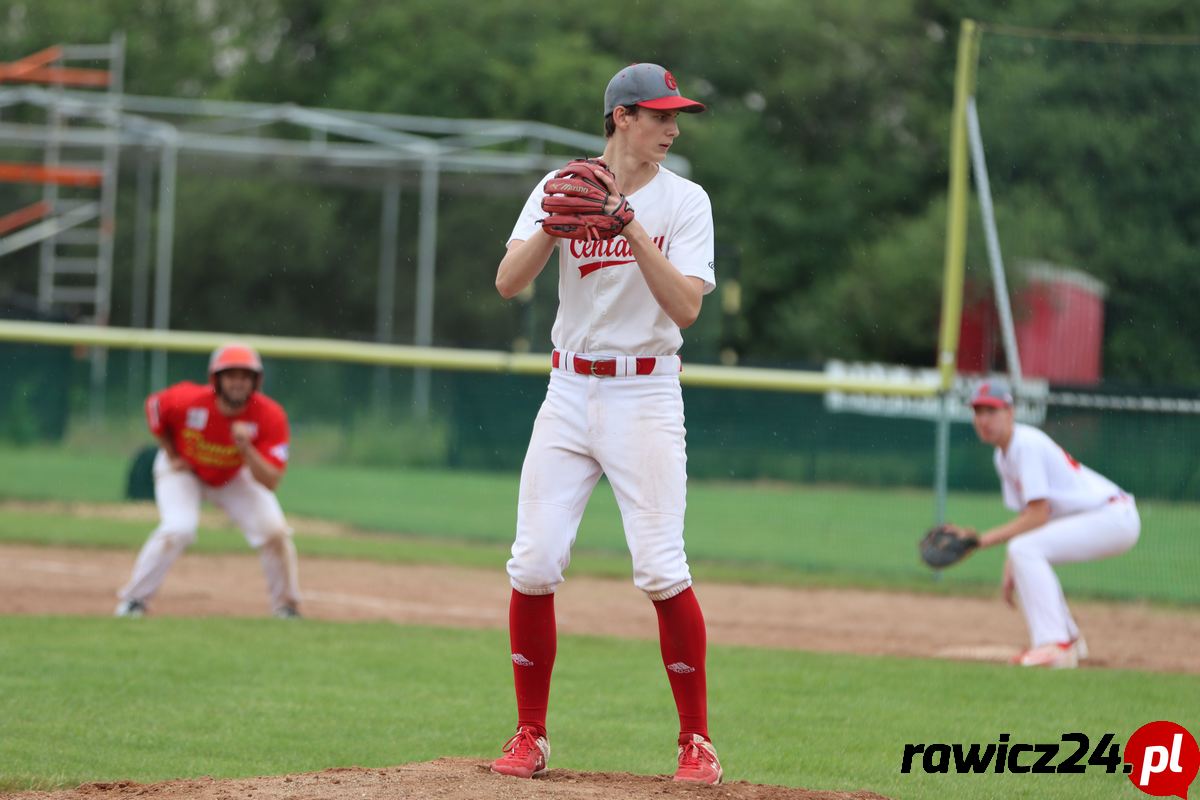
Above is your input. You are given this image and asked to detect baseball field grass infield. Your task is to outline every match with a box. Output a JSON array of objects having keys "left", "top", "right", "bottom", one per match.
[
  {"left": 1, "top": 445, "right": 1198, "bottom": 603},
  {"left": 1, "top": 616, "right": 1194, "bottom": 799}
]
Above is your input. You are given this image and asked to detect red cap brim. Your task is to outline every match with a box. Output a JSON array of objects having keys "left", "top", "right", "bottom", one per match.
[
  {"left": 970, "top": 397, "right": 1009, "bottom": 409},
  {"left": 638, "top": 96, "right": 706, "bottom": 113}
]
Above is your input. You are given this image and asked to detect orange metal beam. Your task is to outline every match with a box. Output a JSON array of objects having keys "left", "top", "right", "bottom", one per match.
[
  {"left": 0, "top": 162, "right": 104, "bottom": 187},
  {"left": 0, "top": 66, "right": 110, "bottom": 87},
  {"left": 0, "top": 46, "right": 110, "bottom": 86},
  {"left": 0, "top": 201, "right": 52, "bottom": 236},
  {"left": 0, "top": 46, "right": 64, "bottom": 79}
]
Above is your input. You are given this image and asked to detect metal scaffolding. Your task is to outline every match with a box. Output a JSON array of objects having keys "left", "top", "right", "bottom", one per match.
[
  {"left": 0, "top": 36, "right": 125, "bottom": 417},
  {"left": 0, "top": 42, "right": 691, "bottom": 412}
]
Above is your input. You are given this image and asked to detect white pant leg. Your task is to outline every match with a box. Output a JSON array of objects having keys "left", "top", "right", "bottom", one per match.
[
  {"left": 119, "top": 450, "right": 202, "bottom": 602},
  {"left": 208, "top": 467, "right": 300, "bottom": 612},
  {"left": 1007, "top": 500, "right": 1141, "bottom": 647},
  {"left": 593, "top": 375, "right": 692, "bottom": 600},
  {"left": 507, "top": 373, "right": 603, "bottom": 595}
]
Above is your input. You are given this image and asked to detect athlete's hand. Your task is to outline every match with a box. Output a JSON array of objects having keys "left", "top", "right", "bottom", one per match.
[
  {"left": 167, "top": 454, "right": 189, "bottom": 472},
  {"left": 1001, "top": 557, "right": 1016, "bottom": 608},
  {"left": 231, "top": 421, "right": 255, "bottom": 451},
  {"left": 587, "top": 164, "right": 627, "bottom": 215}
]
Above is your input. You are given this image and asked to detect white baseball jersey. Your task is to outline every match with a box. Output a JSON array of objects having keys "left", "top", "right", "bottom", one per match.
[
  {"left": 505, "top": 162, "right": 714, "bottom": 600},
  {"left": 994, "top": 423, "right": 1123, "bottom": 518},
  {"left": 994, "top": 424, "right": 1139, "bottom": 648},
  {"left": 509, "top": 164, "right": 715, "bottom": 356}
]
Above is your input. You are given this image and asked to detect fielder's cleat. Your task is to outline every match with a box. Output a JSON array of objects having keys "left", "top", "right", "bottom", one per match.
[
  {"left": 114, "top": 599, "right": 147, "bottom": 618},
  {"left": 1014, "top": 641, "right": 1078, "bottom": 669},
  {"left": 273, "top": 604, "right": 302, "bottom": 619},
  {"left": 673, "top": 733, "right": 723, "bottom": 784},
  {"left": 490, "top": 726, "right": 549, "bottom": 778}
]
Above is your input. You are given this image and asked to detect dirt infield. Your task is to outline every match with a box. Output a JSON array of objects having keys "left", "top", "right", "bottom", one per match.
[
  {"left": 3, "top": 542, "right": 1200, "bottom": 673},
  {"left": 4, "top": 533, "right": 1200, "bottom": 800}
]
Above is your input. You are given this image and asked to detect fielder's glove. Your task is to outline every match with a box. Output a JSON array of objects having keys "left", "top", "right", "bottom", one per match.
[
  {"left": 539, "top": 158, "right": 635, "bottom": 241},
  {"left": 919, "top": 524, "right": 979, "bottom": 569}
]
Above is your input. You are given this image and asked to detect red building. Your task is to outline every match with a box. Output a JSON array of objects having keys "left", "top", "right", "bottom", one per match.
[{"left": 958, "top": 262, "right": 1106, "bottom": 385}]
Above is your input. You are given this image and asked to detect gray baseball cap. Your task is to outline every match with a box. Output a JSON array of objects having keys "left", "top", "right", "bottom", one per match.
[
  {"left": 970, "top": 379, "right": 1014, "bottom": 408},
  {"left": 603, "top": 63, "right": 706, "bottom": 117}
]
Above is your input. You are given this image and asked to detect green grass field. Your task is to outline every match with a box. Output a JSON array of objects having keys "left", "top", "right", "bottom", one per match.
[
  {"left": 1, "top": 446, "right": 1198, "bottom": 603},
  {"left": 2, "top": 444, "right": 1198, "bottom": 799},
  {"left": 1, "top": 616, "right": 1195, "bottom": 799}
]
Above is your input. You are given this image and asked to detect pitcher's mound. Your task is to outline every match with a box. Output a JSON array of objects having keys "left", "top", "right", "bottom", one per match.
[{"left": 8, "top": 759, "right": 893, "bottom": 800}]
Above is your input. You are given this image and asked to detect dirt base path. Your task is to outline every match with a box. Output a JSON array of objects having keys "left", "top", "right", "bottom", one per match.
[{"left": 3, "top": 542, "right": 1199, "bottom": 673}]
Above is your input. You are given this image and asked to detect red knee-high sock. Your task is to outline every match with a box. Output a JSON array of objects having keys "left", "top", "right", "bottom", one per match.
[
  {"left": 652, "top": 587, "right": 709, "bottom": 740},
  {"left": 508, "top": 589, "right": 556, "bottom": 737}
]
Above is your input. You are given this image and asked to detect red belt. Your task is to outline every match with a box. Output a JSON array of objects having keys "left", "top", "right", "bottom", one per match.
[{"left": 551, "top": 349, "right": 678, "bottom": 377}]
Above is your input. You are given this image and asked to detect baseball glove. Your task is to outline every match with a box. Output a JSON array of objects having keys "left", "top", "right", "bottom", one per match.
[
  {"left": 539, "top": 158, "right": 635, "bottom": 241},
  {"left": 919, "top": 524, "right": 980, "bottom": 569}
]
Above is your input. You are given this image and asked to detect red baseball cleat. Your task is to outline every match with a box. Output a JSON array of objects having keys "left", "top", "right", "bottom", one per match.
[
  {"left": 490, "top": 726, "right": 550, "bottom": 779},
  {"left": 673, "top": 733, "right": 723, "bottom": 784}
]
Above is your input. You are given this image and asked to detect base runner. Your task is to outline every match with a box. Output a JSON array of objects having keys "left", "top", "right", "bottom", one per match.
[{"left": 115, "top": 343, "right": 301, "bottom": 619}]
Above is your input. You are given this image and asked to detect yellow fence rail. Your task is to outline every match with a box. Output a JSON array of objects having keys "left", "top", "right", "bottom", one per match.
[{"left": 0, "top": 319, "right": 940, "bottom": 397}]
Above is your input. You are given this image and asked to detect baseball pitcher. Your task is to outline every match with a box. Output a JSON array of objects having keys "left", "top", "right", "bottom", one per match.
[{"left": 489, "top": 63, "right": 721, "bottom": 784}]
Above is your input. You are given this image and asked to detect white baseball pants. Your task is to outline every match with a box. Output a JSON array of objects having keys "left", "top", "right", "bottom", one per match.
[
  {"left": 507, "top": 371, "right": 693, "bottom": 600},
  {"left": 118, "top": 449, "right": 300, "bottom": 613},
  {"left": 1007, "top": 497, "right": 1140, "bottom": 647}
]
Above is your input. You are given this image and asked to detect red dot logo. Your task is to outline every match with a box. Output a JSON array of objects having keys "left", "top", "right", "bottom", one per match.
[
  {"left": 663, "top": 71, "right": 677, "bottom": 90},
  {"left": 1126, "top": 721, "right": 1200, "bottom": 798}
]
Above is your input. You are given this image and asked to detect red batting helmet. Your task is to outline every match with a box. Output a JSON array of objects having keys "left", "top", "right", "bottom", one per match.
[{"left": 208, "top": 343, "right": 263, "bottom": 390}]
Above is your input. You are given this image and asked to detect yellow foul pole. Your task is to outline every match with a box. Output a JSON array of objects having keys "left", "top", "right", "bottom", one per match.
[{"left": 937, "top": 19, "right": 981, "bottom": 391}]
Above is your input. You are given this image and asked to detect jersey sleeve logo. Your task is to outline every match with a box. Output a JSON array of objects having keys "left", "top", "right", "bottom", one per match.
[
  {"left": 269, "top": 443, "right": 289, "bottom": 462},
  {"left": 185, "top": 407, "right": 209, "bottom": 430}
]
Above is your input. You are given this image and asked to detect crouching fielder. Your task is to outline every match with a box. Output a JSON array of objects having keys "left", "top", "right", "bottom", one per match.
[
  {"left": 115, "top": 343, "right": 301, "bottom": 619},
  {"left": 966, "top": 380, "right": 1139, "bottom": 668}
]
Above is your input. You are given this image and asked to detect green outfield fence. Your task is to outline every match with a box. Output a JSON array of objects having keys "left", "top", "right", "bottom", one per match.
[{"left": 2, "top": 336, "right": 1197, "bottom": 499}]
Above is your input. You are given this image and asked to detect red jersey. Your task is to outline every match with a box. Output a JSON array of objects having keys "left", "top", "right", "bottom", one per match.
[{"left": 145, "top": 381, "right": 290, "bottom": 487}]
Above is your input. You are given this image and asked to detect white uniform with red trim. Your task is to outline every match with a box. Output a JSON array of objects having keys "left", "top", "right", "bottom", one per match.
[
  {"left": 505, "top": 164, "right": 715, "bottom": 599},
  {"left": 994, "top": 423, "right": 1140, "bottom": 647}
]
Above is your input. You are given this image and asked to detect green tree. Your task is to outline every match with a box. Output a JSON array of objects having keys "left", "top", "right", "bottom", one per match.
[{"left": 4, "top": 0, "right": 1200, "bottom": 386}]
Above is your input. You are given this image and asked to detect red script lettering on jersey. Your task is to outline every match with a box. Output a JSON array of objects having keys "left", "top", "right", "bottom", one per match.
[{"left": 573, "top": 235, "right": 665, "bottom": 278}]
